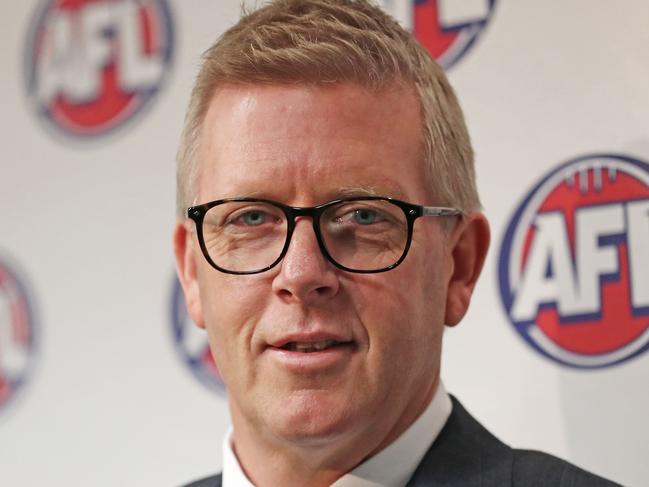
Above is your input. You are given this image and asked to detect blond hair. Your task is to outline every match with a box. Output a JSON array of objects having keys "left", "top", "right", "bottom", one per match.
[{"left": 176, "top": 0, "right": 480, "bottom": 218}]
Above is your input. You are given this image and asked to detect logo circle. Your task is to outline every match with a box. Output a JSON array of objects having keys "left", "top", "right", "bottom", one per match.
[
  {"left": 0, "top": 258, "right": 38, "bottom": 414},
  {"left": 499, "top": 154, "right": 649, "bottom": 368},
  {"left": 412, "top": 0, "right": 497, "bottom": 69},
  {"left": 24, "top": 0, "right": 174, "bottom": 139},
  {"left": 170, "top": 277, "right": 225, "bottom": 394}
]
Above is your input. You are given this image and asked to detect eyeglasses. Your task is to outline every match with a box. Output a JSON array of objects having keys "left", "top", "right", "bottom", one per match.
[{"left": 187, "top": 196, "right": 462, "bottom": 275}]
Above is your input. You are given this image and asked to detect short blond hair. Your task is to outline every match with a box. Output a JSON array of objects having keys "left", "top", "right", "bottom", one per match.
[{"left": 176, "top": 0, "right": 480, "bottom": 218}]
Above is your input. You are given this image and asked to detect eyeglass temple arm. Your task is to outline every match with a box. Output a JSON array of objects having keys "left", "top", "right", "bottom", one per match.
[{"left": 421, "top": 206, "right": 463, "bottom": 217}]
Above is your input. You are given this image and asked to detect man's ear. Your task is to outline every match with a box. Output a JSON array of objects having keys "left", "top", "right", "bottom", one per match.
[
  {"left": 174, "top": 222, "right": 206, "bottom": 329},
  {"left": 444, "top": 213, "right": 490, "bottom": 327}
]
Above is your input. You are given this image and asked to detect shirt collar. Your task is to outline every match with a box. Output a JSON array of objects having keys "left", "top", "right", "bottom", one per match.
[{"left": 222, "top": 381, "right": 452, "bottom": 487}]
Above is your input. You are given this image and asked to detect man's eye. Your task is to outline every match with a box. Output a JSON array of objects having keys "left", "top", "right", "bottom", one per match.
[
  {"left": 353, "top": 209, "right": 380, "bottom": 225},
  {"left": 333, "top": 206, "right": 390, "bottom": 227},
  {"left": 236, "top": 211, "right": 268, "bottom": 226}
]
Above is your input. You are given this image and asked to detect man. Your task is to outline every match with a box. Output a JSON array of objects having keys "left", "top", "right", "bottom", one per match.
[{"left": 174, "top": 1, "right": 619, "bottom": 486}]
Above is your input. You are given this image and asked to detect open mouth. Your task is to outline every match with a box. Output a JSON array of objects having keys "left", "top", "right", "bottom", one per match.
[{"left": 279, "top": 340, "right": 351, "bottom": 353}]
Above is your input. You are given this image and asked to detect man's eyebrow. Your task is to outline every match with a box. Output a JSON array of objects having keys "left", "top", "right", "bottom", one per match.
[
  {"left": 207, "top": 187, "right": 407, "bottom": 203},
  {"left": 232, "top": 191, "right": 265, "bottom": 198},
  {"left": 205, "top": 191, "right": 266, "bottom": 200},
  {"left": 334, "top": 185, "right": 406, "bottom": 199}
]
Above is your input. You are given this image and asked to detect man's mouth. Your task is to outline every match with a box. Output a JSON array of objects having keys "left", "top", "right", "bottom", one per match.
[
  {"left": 280, "top": 339, "right": 348, "bottom": 353},
  {"left": 266, "top": 334, "right": 356, "bottom": 369}
]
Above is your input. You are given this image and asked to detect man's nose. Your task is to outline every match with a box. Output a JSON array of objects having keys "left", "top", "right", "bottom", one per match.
[{"left": 271, "top": 218, "right": 340, "bottom": 304}]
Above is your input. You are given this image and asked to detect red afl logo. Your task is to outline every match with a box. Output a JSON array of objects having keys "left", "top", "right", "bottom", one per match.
[
  {"left": 170, "top": 277, "right": 225, "bottom": 395},
  {"left": 380, "top": 0, "right": 496, "bottom": 69},
  {"left": 0, "top": 259, "right": 38, "bottom": 413},
  {"left": 25, "top": 0, "right": 174, "bottom": 139},
  {"left": 499, "top": 154, "right": 649, "bottom": 368}
]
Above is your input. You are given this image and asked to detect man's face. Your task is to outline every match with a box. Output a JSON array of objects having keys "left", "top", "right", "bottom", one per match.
[{"left": 175, "top": 83, "right": 480, "bottom": 453}]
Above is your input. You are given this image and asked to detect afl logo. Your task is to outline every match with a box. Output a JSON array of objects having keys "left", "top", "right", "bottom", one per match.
[
  {"left": 499, "top": 154, "right": 649, "bottom": 368},
  {"left": 381, "top": 0, "right": 496, "bottom": 69},
  {"left": 24, "top": 0, "right": 174, "bottom": 139},
  {"left": 170, "top": 277, "right": 225, "bottom": 394},
  {"left": 0, "top": 259, "right": 38, "bottom": 413}
]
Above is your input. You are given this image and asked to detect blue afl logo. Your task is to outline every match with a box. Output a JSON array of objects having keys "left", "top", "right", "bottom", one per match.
[
  {"left": 0, "top": 258, "right": 38, "bottom": 414},
  {"left": 381, "top": 0, "right": 496, "bottom": 69},
  {"left": 24, "top": 0, "right": 174, "bottom": 139},
  {"left": 170, "top": 277, "right": 225, "bottom": 394},
  {"left": 499, "top": 154, "right": 649, "bottom": 368}
]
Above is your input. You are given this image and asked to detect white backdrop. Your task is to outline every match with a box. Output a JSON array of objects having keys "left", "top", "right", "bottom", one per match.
[{"left": 1, "top": 1, "right": 648, "bottom": 486}]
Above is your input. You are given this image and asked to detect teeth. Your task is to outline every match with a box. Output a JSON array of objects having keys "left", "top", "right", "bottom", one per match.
[{"left": 286, "top": 340, "right": 339, "bottom": 352}]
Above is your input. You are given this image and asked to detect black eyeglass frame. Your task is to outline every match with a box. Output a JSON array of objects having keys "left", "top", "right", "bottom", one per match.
[{"left": 187, "top": 196, "right": 462, "bottom": 275}]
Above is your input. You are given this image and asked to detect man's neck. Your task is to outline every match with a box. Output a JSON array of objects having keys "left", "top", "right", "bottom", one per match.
[{"left": 228, "top": 376, "right": 440, "bottom": 487}]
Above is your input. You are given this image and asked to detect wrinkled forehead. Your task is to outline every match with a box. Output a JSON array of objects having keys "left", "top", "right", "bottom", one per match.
[
  {"left": 199, "top": 81, "right": 422, "bottom": 146},
  {"left": 194, "top": 82, "right": 429, "bottom": 204}
]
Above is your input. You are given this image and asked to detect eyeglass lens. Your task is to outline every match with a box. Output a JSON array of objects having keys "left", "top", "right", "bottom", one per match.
[{"left": 200, "top": 199, "right": 409, "bottom": 273}]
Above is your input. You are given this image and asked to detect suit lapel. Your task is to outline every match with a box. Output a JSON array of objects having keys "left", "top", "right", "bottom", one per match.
[{"left": 406, "top": 396, "right": 513, "bottom": 487}]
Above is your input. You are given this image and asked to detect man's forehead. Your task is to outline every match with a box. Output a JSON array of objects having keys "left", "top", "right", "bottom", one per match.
[
  {"left": 195, "top": 82, "right": 426, "bottom": 203},
  {"left": 202, "top": 82, "right": 419, "bottom": 125}
]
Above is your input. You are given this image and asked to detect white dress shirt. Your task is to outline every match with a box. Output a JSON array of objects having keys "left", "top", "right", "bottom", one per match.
[{"left": 222, "top": 382, "right": 453, "bottom": 487}]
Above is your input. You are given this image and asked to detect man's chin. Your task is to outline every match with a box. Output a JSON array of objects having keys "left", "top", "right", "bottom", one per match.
[{"left": 263, "top": 389, "right": 361, "bottom": 447}]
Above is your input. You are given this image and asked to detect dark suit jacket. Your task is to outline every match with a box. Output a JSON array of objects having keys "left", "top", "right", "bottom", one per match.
[{"left": 183, "top": 397, "right": 620, "bottom": 486}]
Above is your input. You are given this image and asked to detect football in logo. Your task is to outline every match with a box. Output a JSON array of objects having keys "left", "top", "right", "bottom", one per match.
[
  {"left": 170, "top": 277, "right": 225, "bottom": 394},
  {"left": 25, "top": 0, "right": 174, "bottom": 139},
  {"left": 380, "top": 0, "right": 496, "bottom": 69},
  {"left": 0, "top": 258, "right": 38, "bottom": 414},
  {"left": 499, "top": 154, "right": 649, "bottom": 368}
]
